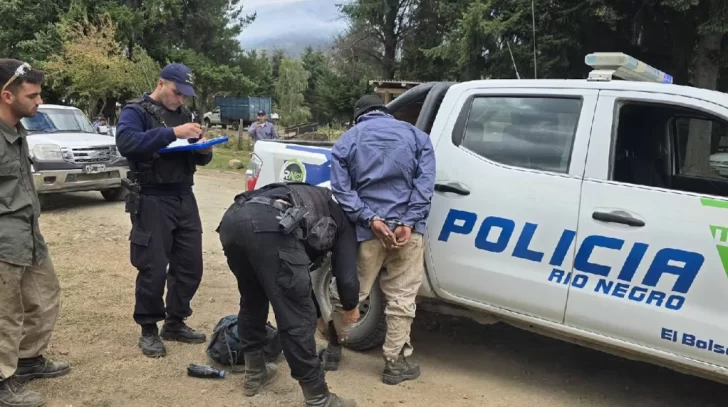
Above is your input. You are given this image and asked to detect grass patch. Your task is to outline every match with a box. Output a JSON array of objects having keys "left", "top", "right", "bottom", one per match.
[
  {"left": 204, "top": 129, "right": 252, "bottom": 172},
  {"left": 207, "top": 147, "right": 251, "bottom": 172}
]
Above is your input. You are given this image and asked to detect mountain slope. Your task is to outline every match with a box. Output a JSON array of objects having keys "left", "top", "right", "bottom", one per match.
[{"left": 238, "top": 0, "right": 347, "bottom": 56}]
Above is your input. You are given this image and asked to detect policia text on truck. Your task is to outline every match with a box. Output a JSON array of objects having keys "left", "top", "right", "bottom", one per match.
[{"left": 115, "top": 63, "right": 214, "bottom": 358}]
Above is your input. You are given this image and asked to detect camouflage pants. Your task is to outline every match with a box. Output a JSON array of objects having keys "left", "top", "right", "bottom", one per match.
[{"left": 330, "top": 233, "right": 425, "bottom": 362}]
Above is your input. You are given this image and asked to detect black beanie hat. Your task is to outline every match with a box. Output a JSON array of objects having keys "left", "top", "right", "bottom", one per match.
[{"left": 354, "top": 94, "right": 387, "bottom": 121}]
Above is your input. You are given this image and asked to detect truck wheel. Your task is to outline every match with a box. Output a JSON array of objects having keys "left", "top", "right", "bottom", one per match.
[
  {"left": 204, "top": 118, "right": 211, "bottom": 129},
  {"left": 101, "top": 186, "right": 128, "bottom": 202},
  {"left": 311, "top": 256, "right": 387, "bottom": 351}
]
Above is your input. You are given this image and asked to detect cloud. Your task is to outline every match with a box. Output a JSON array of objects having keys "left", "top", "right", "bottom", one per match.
[{"left": 238, "top": 0, "right": 348, "bottom": 49}]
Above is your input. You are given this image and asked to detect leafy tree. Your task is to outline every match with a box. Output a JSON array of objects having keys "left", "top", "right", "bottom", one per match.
[
  {"left": 42, "top": 14, "right": 158, "bottom": 117},
  {"left": 235, "top": 50, "right": 275, "bottom": 97},
  {"left": 275, "top": 58, "right": 311, "bottom": 126},
  {"left": 301, "top": 47, "right": 330, "bottom": 122},
  {"left": 168, "top": 49, "right": 255, "bottom": 114},
  {"left": 338, "top": 0, "right": 416, "bottom": 79}
]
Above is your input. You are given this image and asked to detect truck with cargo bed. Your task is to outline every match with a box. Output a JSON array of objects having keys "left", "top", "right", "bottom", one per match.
[
  {"left": 20, "top": 104, "right": 129, "bottom": 204},
  {"left": 246, "top": 53, "right": 728, "bottom": 385},
  {"left": 203, "top": 96, "right": 273, "bottom": 129}
]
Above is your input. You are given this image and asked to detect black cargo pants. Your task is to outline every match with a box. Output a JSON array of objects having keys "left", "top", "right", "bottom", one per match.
[
  {"left": 129, "top": 193, "right": 203, "bottom": 326},
  {"left": 217, "top": 201, "right": 324, "bottom": 386}
]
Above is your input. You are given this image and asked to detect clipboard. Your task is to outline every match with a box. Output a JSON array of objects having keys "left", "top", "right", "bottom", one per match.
[{"left": 159, "top": 136, "right": 229, "bottom": 153}]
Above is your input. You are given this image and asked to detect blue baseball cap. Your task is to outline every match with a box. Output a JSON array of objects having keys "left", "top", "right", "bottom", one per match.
[
  {"left": 257, "top": 110, "right": 266, "bottom": 116},
  {"left": 160, "top": 63, "right": 197, "bottom": 97}
]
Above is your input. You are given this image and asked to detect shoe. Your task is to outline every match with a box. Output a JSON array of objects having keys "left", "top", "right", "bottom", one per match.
[
  {"left": 160, "top": 320, "right": 207, "bottom": 344},
  {"left": 382, "top": 354, "right": 420, "bottom": 385},
  {"left": 139, "top": 324, "right": 167, "bottom": 358},
  {"left": 0, "top": 376, "right": 44, "bottom": 407},
  {"left": 318, "top": 344, "right": 341, "bottom": 371},
  {"left": 242, "top": 350, "right": 278, "bottom": 397},
  {"left": 300, "top": 380, "right": 356, "bottom": 407},
  {"left": 15, "top": 356, "right": 71, "bottom": 382}
]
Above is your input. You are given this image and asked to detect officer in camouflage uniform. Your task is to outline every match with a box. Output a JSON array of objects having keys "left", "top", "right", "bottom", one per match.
[{"left": 115, "top": 63, "right": 213, "bottom": 358}]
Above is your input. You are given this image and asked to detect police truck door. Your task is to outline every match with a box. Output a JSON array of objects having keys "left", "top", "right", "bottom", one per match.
[
  {"left": 565, "top": 90, "right": 728, "bottom": 368},
  {"left": 426, "top": 86, "right": 598, "bottom": 323}
]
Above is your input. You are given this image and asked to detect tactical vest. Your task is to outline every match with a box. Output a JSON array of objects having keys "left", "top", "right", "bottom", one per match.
[
  {"left": 236, "top": 182, "right": 338, "bottom": 251},
  {"left": 124, "top": 97, "right": 197, "bottom": 188}
]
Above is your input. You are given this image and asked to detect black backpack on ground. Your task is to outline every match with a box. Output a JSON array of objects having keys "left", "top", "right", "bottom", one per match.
[{"left": 206, "top": 315, "right": 283, "bottom": 371}]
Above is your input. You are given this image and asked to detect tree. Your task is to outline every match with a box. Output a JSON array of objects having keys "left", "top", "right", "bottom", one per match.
[
  {"left": 43, "top": 14, "right": 158, "bottom": 117},
  {"left": 338, "top": 0, "right": 415, "bottom": 79},
  {"left": 275, "top": 58, "right": 311, "bottom": 126},
  {"left": 235, "top": 50, "right": 275, "bottom": 97},
  {"left": 169, "top": 49, "right": 255, "bottom": 114},
  {"left": 301, "top": 47, "right": 330, "bottom": 123}
]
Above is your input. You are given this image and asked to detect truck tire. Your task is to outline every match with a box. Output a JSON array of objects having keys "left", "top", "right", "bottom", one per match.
[
  {"left": 101, "top": 186, "right": 128, "bottom": 202},
  {"left": 204, "top": 118, "right": 211, "bottom": 128},
  {"left": 311, "top": 256, "right": 387, "bottom": 351}
]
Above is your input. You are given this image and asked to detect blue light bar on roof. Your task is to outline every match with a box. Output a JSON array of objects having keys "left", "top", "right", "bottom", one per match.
[{"left": 585, "top": 52, "right": 673, "bottom": 84}]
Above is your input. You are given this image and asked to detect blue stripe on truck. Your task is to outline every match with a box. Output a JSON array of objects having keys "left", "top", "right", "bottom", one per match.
[{"left": 284, "top": 144, "right": 332, "bottom": 186}]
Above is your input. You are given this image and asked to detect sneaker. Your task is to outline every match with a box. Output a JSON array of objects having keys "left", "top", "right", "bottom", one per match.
[{"left": 15, "top": 356, "right": 71, "bottom": 382}]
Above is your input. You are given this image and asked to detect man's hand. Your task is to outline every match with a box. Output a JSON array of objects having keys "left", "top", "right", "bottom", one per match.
[
  {"left": 392, "top": 225, "right": 412, "bottom": 248},
  {"left": 174, "top": 123, "right": 203, "bottom": 139},
  {"left": 342, "top": 308, "right": 360, "bottom": 325},
  {"left": 371, "top": 219, "right": 397, "bottom": 248},
  {"left": 194, "top": 136, "right": 213, "bottom": 154}
]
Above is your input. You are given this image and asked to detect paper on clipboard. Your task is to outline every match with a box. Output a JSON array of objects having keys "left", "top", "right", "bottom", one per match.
[{"left": 158, "top": 136, "right": 229, "bottom": 153}]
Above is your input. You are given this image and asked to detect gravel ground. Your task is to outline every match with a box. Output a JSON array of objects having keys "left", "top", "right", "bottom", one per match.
[{"left": 28, "top": 169, "right": 728, "bottom": 407}]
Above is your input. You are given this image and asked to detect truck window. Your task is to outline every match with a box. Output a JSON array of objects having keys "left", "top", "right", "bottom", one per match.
[
  {"left": 458, "top": 96, "right": 582, "bottom": 173},
  {"left": 611, "top": 102, "right": 728, "bottom": 197}
]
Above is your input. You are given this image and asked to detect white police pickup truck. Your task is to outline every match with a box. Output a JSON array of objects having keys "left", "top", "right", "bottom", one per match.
[
  {"left": 21, "top": 104, "right": 129, "bottom": 203},
  {"left": 246, "top": 53, "right": 728, "bottom": 384}
]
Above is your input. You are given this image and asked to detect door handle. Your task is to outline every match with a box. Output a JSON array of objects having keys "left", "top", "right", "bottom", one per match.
[
  {"left": 592, "top": 211, "right": 645, "bottom": 227},
  {"left": 434, "top": 182, "right": 470, "bottom": 196}
]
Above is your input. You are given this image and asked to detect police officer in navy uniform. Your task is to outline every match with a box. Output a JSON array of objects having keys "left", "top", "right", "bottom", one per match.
[
  {"left": 115, "top": 63, "right": 213, "bottom": 358},
  {"left": 217, "top": 182, "right": 359, "bottom": 407}
]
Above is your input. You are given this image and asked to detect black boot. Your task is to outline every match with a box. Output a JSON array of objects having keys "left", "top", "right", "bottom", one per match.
[
  {"left": 300, "top": 380, "right": 356, "bottom": 407},
  {"left": 318, "top": 321, "right": 342, "bottom": 371},
  {"left": 139, "top": 324, "right": 167, "bottom": 358},
  {"left": 15, "top": 356, "right": 71, "bottom": 382},
  {"left": 382, "top": 354, "right": 420, "bottom": 385},
  {"left": 318, "top": 346, "right": 341, "bottom": 372},
  {"left": 0, "top": 376, "right": 44, "bottom": 407},
  {"left": 242, "top": 350, "right": 278, "bottom": 397},
  {"left": 160, "top": 319, "right": 207, "bottom": 344}
]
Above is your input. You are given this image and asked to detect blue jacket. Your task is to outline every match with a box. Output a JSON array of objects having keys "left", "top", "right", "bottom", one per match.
[
  {"left": 248, "top": 121, "right": 279, "bottom": 143},
  {"left": 115, "top": 94, "right": 212, "bottom": 166},
  {"left": 331, "top": 112, "right": 436, "bottom": 242}
]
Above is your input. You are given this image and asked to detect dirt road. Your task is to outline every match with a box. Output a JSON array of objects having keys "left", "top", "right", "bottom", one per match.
[{"left": 31, "top": 170, "right": 728, "bottom": 406}]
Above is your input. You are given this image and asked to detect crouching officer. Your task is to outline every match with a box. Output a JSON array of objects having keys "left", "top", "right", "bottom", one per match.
[
  {"left": 217, "top": 182, "right": 360, "bottom": 407},
  {"left": 115, "top": 63, "right": 213, "bottom": 358}
]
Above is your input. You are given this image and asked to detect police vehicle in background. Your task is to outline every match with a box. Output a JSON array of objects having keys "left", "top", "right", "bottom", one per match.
[
  {"left": 21, "top": 104, "right": 129, "bottom": 205},
  {"left": 246, "top": 53, "right": 728, "bottom": 384}
]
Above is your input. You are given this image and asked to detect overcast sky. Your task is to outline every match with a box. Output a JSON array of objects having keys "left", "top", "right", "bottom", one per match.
[{"left": 237, "top": 0, "right": 349, "bottom": 49}]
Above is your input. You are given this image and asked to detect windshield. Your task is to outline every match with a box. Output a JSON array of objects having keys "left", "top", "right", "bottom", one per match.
[{"left": 21, "top": 108, "right": 96, "bottom": 134}]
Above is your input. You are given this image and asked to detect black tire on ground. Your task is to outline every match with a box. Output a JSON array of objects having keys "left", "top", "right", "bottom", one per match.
[
  {"left": 311, "top": 256, "right": 387, "bottom": 351},
  {"left": 204, "top": 118, "right": 211, "bottom": 129},
  {"left": 101, "top": 186, "right": 128, "bottom": 202}
]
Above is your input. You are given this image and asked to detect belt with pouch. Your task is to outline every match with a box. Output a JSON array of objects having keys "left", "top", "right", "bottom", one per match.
[{"left": 241, "top": 196, "right": 291, "bottom": 212}]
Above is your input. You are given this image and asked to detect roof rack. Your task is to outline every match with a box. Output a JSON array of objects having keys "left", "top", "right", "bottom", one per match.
[{"left": 585, "top": 52, "right": 673, "bottom": 84}]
